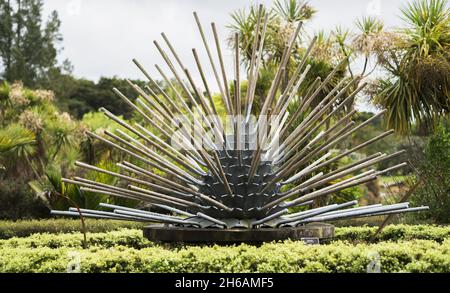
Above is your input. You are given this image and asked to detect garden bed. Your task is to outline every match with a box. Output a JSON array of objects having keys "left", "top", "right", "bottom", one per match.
[{"left": 0, "top": 221, "right": 449, "bottom": 273}]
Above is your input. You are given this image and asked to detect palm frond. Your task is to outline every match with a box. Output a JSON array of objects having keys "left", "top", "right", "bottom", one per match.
[{"left": 273, "top": 0, "right": 316, "bottom": 22}]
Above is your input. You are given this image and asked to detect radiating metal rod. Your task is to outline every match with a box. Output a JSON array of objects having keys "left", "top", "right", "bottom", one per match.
[
  {"left": 260, "top": 121, "right": 356, "bottom": 195},
  {"left": 281, "top": 76, "right": 354, "bottom": 149},
  {"left": 282, "top": 203, "right": 339, "bottom": 218},
  {"left": 64, "top": 177, "right": 199, "bottom": 208},
  {"left": 260, "top": 172, "right": 377, "bottom": 211},
  {"left": 74, "top": 161, "right": 191, "bottom": 198},
  {"left": 132, "top": 58, "right": 181, "bottom": 114},
  {"left": 318, "top": 203, "right": 384, "bottom": 217},
  {"left": 51, "top": 210, "right": 148, "bottom": 221},
  {"left": 191, "top": 48, "right": 219, "bottom": 118},
  {"left": 276, "top": 200, "right": 357, "bottom": 226},
  {"left": 193, "top": 12, "right": 231, "bottom": 115},
  {"left": 245, "top": 12, "right": 269, "bottom": 122},
  {"left": 118, "top": 161, "right": 233, "bottom": 211},
  {"left": 114, "top": 128, "right": 202, "bottom": 181},
  {"left": 154, "top": 64, "right": 217, "bottom": 151},
  {"left": 282, "top": 175, "right": 379, "bottom": 209},
  {"left": 183, "top": 68, "right": 226, "bottom": 147},
  {"left": 68, "top": 207, "right": 184, "bottom": 221},
  {"left": 104, "top": 129, "right": 202, "bottom": 185},
  {"left": 211, "top": 22, "right": 233, "bottom": 115},
  {"left": 151, "top": 203, "right": 196, "bottom": 217},
  {"left": 280, "top": 110, "right": 389, "bottom": 180},
  {"left": 196, "top": 212, "right": 228, "bottom": 228},
  {"left": 118, "top": 161, "right": 200, "bottom": 194},
  {"left": 80, "top": 186, "right": 192, "bottom": 209},
  {"left": 127, "top": 185, "right": 199, "bottom": 206},
  {"left": 133, "top": 100, "right": 210, "bottom": 165},
  {"left": 274, "top": 36, "right": 317, "bottom": 114},
  {"left": 259, "top": 21, "right": 303, "bottom": 120},
  {"left": 156, "top": 36, "right": 223, "bottom": 145},
  {"left": 281, "top": 76, "right": 321, "bottom": 133},
  {"left": 127, "top": 80, "right": 173, "bottom": 122},
  {"left": 279, "top": 81, "right": 363, "bottom": 159},
  {"left": 212, "top": 151, "right": 234, "bottom": 196},
  {"left": 296, "top": 204, "right": 423, "bottom": 224},
  {"left": 100, "top": 107, "right": 205, "bottom": 177},
  {"left": 99, "top": 202, "right": 193, "bottom": 218},
  {"left": 283, "top": 153, "right": 382, "bottom": 195},
  {"left": 251, "top": 209, "right": 288, "bottom": 227},
  {"left": 295, "top": 130, "right": 395, "bottom": 182},
  {"left": 244, "top": 4, "right": 263, "bottom": 114},
  {"left": 86, "top": 130, "right": 198, "bottom": 186},
  {"left": 247, "top": 21, "right": 305, "bottom": 183},
  {"left": 143, "top": 85, "right": 176, "bottom": 120},
  {"left": 114, "top": 209, "right": 200, "bottom": 226},
  {"left": 153, "top": 40, "right": 206, "bottom": 120},
  {"left": 275, "top": 64, "right": 312, "bottom": 120},
  {"left": 134, "top": 122, "right": 204, "bottom": 172}
]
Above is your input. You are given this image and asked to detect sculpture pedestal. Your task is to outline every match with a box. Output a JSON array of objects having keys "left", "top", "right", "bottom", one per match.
[{"left": 143, "top": 222, "right": 334, "bottom": 244}]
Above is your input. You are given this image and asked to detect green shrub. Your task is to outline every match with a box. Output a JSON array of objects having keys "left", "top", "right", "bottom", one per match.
[
  {"left": 0, "top": 229, "right": 151, "bottom": 249},
  {"left": 0, "top": 239, "right": 448, "bottom": 273},
  {"left": 0, "top": 179, "right": 49, "bottom": 220},
  {"left": 334, "top": 224, "right": 450, "bottom": 243},
  {"left": 0, "top": 219, "right": 144, "bottom": 239},
  {"left": 0, "top": 224, "right": 448, "bottom": 272},
  {"left": 410, "top": 121, "right": 450, "bottom": 223}
]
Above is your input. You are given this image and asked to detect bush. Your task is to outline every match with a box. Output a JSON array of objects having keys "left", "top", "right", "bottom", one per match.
[
  {"left": 0, "top": 229, "right": 151, "bottom": 249},
  {"left": 0, "top": 224, "right": 448, "bottom": 272},
  {"left": 0, "top": 238, "right": 448, "bottom": 272},
  {"left": 334, "top": 224, "right": 450, "bottom": 243},
  {"left": 0, "top": 219, "right": 144, "bottom": 239},
  {"left": 0, "top": 179, "right": 49, "bottom": 220},
  {"left": 409, "top": 121, "right": 450, "bottom": 223}
]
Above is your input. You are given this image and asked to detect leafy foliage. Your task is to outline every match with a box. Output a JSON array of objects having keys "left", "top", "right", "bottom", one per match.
[
  {"left": 0, "top": 228, "right": 448, "bottom": 272},
  {"left": 0, "top": 0, "right": 66, "bottom": 87},
  {"left": 0, "top": 219, "right": 144, "bottom": 239},
  {"left": 372, "top": 0, "right": 449, "bottom": 133},
  {"left": 409, "top": 120, "right": 450, "bottom": 222}
]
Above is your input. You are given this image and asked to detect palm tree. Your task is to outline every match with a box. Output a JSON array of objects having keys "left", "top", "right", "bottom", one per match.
[
  {"left": 0, "top": 124, "right": 38, "bottom": 178},
  {"left": 373, "top": 0, "right": 449, "bottom": 134},
  {"left": 229, "top": 0, "right": 316, "bottom": 71}
]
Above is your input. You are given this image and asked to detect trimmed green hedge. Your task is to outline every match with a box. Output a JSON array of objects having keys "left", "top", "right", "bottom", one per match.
[
  {"left": 1, "top": 220, "right": 448, "bottom": 243},
  {"left": 335, "top": 224, "right": 450, "bottom": 243},
  {"left": 0, "top": 239, "right": 449, "bottom": 272},
  {"left": 0, "top": 229, "right": 150, "bottom": 249},
  {"left": 1, "top": 225, "right": 449, "bottom": 250},
  {"left": 0, "top": 219, "right": 144, "bottom": 239},
  {"left": 0, "top": 225, "right": 449, "bottom": 272}
]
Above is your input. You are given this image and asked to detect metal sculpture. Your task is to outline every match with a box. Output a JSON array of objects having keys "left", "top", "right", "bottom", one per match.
[{"left": 51, "top": 7, "right": 428, "bottom": 242}]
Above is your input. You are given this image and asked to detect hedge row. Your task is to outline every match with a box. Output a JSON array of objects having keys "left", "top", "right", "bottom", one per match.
[
  {"left": 0, "top": 222, "right": 448, "bottom": 245},
  {"left": 0, "top": 239, "right": 449, "bottom": 272},
  {"left": 0, "top": 219, "right": 144, "bottom": 239},
  {"left": 334, "top": 224, "right": 450, "bottom": 243},
  {"left": 0, "top": 229, "right": 151, "bottom": 249}
]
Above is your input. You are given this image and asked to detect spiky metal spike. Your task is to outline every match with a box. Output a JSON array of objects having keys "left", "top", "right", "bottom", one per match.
[{"left": 51, "top": 8, "right": 428, "bottom": 235}]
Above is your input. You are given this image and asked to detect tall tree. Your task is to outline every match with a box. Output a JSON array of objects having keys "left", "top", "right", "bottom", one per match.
[
  {"left": 372, "top": 0, "right": 449, "bottom": 134},
  {"left": 0, "top": 0, "right": 64, "bottom": 87}
]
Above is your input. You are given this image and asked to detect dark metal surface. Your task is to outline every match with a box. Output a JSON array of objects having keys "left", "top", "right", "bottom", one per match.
[{"left": 143, "top": 223, "right": 334, "bottom": 243}]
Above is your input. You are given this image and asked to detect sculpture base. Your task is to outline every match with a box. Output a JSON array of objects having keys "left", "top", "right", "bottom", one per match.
[{"left": 143, "top": 222, "right": 334, "bottom": 244}]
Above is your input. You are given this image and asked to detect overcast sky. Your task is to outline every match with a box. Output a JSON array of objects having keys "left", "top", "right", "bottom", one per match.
[{"left": 42, "top": 0, "right": 412, "bottom": 111}]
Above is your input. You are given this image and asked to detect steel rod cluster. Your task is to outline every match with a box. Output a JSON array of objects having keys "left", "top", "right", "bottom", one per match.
[{"left": 51, "top": 6, "right": 428, "bottom": 230}]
